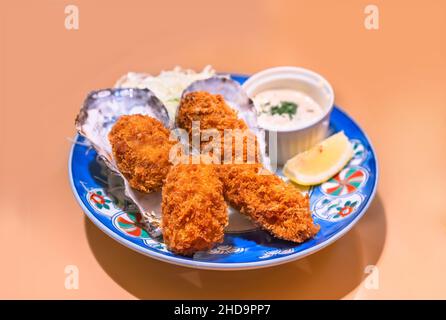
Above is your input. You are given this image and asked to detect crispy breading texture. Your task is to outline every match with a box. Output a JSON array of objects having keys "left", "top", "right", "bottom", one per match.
[
  {"left": 218, "top": 164, "right": 320, "bottom": 243},
  {"left": 108, "top": 114, "right": 175, "bottom": 193},
  {"left": 177, "top": 91, "right": 248, "bottom": 133},
  {"left": 177, "top": 91, "right": 259, "bottom": 164},
  {"left": 161, "top": 163, "right": 228, "bottom": 256},
  {"left": 177, "top": 91, "right": 319, "bottom": 243}
]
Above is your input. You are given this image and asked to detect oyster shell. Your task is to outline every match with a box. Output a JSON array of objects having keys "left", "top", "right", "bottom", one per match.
[
  {"left": 75, "top": 88, "right": 170, "bottom": 237},
  {"left": 179, "top": 76, "right": 271, "bottom": 170}
]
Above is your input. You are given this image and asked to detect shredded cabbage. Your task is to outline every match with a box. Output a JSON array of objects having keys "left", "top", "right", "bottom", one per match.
[{"left": 115, "top": 66, "right": 216, "bottom": 120}]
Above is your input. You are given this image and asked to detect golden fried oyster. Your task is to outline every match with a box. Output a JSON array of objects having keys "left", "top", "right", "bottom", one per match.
[
  {"left": 177, "top": 91, "right": 259, "bottom": 164},
  {"left": 177, "top": 91, "right": 319, "bottom": 243},
  {"left": 219, "top": 164, "right": 320, "bottom": 243},
  {"left": 108, "top": 114, "right": 175, "bottom": 193},
  {"left": 161, "top": 163, "right": 228, "bottom": 256},
  {"left": 177, "top": 91, "right": 248, "bottom": 133}
]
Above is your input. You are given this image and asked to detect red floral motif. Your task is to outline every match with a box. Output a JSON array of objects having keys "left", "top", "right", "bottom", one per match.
[
  {"left": 89, "top": 190, "right": 112, "bottom": 210},
  {"left": 339, "top": 205, "right": 354, "bottom": 217},
  {"left": 333, "top": 199, "right": 358, "bottom": 219}
]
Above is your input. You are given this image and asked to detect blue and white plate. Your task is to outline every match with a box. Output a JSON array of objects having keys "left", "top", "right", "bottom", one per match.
[{"left": 69, "top": 74, "right": 378, "bottom": 270}]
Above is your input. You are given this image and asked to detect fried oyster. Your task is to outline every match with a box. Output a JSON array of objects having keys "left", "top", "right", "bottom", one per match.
[
  {"left": 108, "top": 114, "right": 176, "bottom": 193},
  {"left": 177, "top": 90, "right": 319, "bottom": 243},
  {"left": 161, "top": 163, "right": 228, "bottom": 255}
]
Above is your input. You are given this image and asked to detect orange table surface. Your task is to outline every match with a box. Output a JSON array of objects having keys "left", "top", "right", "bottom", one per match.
[{"left": 1, "top": 0, "right": 445, "bottom": 299}]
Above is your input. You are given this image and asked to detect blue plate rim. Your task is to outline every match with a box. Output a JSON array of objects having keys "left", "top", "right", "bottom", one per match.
[{"left": 69, "top": 88, "right": 379, "bottom": 271}]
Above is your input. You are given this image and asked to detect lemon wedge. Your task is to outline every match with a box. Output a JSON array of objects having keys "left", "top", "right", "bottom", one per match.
[{"left": 283, "top": 131, "right": 353, "bottom": 186}]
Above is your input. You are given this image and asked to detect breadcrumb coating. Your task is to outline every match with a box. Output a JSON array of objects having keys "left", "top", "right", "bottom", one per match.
[
  {"left": 218, "top": 164, "right": 320, "bottom": 242},
  {"left": 177, "top": 91, "right": 259, "bottom": 164},
  {"left": 177, "top": 91, "right": 248, "bottom": 133},
  {"left": 178, "top": 91, "right": 319, "bottom": 243},
  {"left": 162, "top": 163, "right": 228, "bottom": 256},
  {"left": 108, "top": 114, "right": 175, "bottom": 193}
]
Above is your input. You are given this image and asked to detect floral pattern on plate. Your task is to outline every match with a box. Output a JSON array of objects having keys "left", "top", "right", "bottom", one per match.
[
  {"left": 320, "top": 166, "right": 368, "bottom": 196},
  {"left": 349, "top": 139, "right": 367, "bottom": 166},
  {"left": 86, "top": 188, "right": 121, "bottom": 217},
  {"left": 208, "top": 245, "right": 246, "bottom": 255},
  {"left": 113, "top": 211, "right": 150, "bottom": 239},
  {"left": 259, "top": 248, "right": 295, "bottom": 259},
  {"left": 312, "top": 193, "right": 364, "bottom": 222},
  {"left": 144, "top": 238, "right": 169, "bottom": 252}
]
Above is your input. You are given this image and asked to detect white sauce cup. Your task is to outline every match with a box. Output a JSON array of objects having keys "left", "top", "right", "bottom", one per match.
[{"left": 242, "top": 66, "right": 334, "bottom": 166}]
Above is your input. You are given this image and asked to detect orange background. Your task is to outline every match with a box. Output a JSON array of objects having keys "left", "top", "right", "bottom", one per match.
[{"left": 1, "top": 0, "right": 445, "bottom": 299}]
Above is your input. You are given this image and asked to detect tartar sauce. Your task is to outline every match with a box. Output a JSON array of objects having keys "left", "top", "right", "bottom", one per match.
[{"left": 254, "top": 89, "right": 323, "bottom": 131}]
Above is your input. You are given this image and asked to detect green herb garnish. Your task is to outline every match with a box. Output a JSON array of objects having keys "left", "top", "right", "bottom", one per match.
[{"left": 270, "top": 101, "right": 298, "bottom": 119}]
